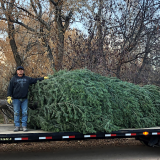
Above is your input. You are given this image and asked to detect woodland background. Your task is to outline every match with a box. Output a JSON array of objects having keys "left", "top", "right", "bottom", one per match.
[{"left": 0, "top": 0, "right": 159, "bottom": 99}]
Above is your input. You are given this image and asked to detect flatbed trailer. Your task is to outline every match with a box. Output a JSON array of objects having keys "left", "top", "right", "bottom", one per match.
[
  {"left": 0, "top": 124, "right": 160, "bottom": 147},
  {"left": 0, "top": 101, "right": 160, "bottom": 147}
]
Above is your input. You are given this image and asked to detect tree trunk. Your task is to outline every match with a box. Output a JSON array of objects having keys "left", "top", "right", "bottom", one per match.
[
  {"left": 8, "top": 21, "right": 22, "bottom": 66},
  {"left": 97, "top": 0, "right": 103, "bottom": 55},
  {"left": 96, "top": 0, "right": 106, "bottom": 74},
  {"left": 1, "top": 0, "right": 22, "bottom": 67},
  {"left": 50, "top": 0, "right": 72, "bottom": 71},
  {"left": 134, "top": 33, "right": 153, "bottom": 84},
  {"left": 40, "top": 24, "right": 55, "bottom": 68},
  {"left": 55, "top": 26, "right": 64, "bottom": 71},
  {"left": 54, "top": 3, "right": 65, "bottom": 71},
  {"left": 134, "top": 52, "right": 149, "bottom": 84},
  {"left": 116, "top": 63, "right": 122, "bottom": 79},
  {"left": 7, "top": 0, "right": 22, "bottom": 66}
]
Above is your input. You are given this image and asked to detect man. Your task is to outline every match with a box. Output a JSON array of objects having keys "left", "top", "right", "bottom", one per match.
[{"left": 7, "top": 66, "right": 49, "bottom": 132}]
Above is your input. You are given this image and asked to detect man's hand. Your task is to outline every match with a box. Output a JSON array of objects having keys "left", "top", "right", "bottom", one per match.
[
  {"left": 44, "top": 76, "right": 49, "bottom": 80},
  {"left": 7, "top": 96, "right": 12, "bottom": 104}
]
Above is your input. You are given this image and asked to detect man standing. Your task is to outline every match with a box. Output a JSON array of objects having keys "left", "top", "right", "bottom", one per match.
[{"left": 7, "top": 66, "right": 49, "bottom": 132}]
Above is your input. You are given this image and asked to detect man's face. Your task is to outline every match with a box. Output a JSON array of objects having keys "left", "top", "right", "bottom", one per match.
[{"left": 17, "top": 69, "right": 24, "bottom": 77}]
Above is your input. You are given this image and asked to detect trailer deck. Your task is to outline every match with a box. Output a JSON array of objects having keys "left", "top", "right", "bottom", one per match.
[
  {"left": 0, "top": 124, "right": 51, "bottom": 134},
  {"left": 0, "top": 124, "right": 160, "bottom": 144},
  {"left": 1, "top": 124, "right": 160, "bottom": 134}
]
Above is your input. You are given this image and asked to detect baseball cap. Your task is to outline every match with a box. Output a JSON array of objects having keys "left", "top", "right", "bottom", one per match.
[{"left": 16, "top": 66, "right": 24, "bottom": 70}]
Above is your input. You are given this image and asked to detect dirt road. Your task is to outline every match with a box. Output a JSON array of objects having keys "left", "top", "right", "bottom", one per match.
[{"left": 0, "top": 138, "right": 160, "bottom": 160}]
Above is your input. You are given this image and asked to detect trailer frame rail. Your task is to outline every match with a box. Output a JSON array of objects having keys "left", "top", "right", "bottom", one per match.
[{"left": 1, "top": 127, "right": 160, "bottom": 143}]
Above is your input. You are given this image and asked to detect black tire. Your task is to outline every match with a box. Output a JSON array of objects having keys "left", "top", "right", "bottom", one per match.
[
  {"left": 140, "top": 140, "right": 160, "bottom": 147},
  {"left": 140, "top": 140, "right": 150, "bottom": 147}
]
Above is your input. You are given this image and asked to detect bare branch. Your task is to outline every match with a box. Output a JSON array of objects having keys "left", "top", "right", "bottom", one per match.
[
  {"left": 49, "top": 0, "right": 58, "bottom": 6},
  {"left": 30, "top": 0, "right": 38, "bottom": 15},
  {"left": 64, "top": 11, "right": 73, "bottom": 32}
]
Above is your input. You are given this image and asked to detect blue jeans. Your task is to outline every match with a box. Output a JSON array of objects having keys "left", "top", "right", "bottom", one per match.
[{"left": 13, "top": 99, "right": 28, "bottom": 127}]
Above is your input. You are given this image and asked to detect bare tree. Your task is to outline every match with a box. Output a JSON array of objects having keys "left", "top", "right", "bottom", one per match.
[
  {"left": 0, "top": 0, "right": 22, "bottom": 66},
  {"left": 0, "top": 0, "right": 82, "bottom": 71},
  {"left": 106, "top": 0, "right": 160, "bottom": 81}
]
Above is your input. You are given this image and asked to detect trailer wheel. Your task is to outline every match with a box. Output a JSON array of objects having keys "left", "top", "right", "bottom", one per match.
[
  {"left": 140, "top": 140, "right": 160, "bottom": 147},
  {"left": 140, "top": 140, "right": 151, "bottom": 147}
]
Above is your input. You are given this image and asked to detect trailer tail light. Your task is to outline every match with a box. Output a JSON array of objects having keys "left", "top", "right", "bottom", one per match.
[{"left": 143, "top": 132, "right": 149, "bottom": 136}]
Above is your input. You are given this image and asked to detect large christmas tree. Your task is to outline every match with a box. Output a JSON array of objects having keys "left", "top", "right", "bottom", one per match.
[{"left": 28, "top": 69, "right": 160, "bottom": 133}]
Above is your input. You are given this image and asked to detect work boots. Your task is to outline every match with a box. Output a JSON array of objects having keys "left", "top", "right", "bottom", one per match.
[
  {"left": 14, "top": 127, "right": 20, "bottom": 132},
  {"left": 13, "top": 127, "right": 28, "bottom": 132},
  {"left": 22, "top": 127, "right": 28, "bottom": 132}
]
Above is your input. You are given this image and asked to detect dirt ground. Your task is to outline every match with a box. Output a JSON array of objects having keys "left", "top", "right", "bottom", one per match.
[{"left": 0, "top": 138, "right": 143, "bottom": 153}]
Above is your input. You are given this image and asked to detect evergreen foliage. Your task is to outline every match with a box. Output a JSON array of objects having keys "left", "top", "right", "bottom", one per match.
[{"left": 28, "top": 69, "right": 160, "bottom": 133}]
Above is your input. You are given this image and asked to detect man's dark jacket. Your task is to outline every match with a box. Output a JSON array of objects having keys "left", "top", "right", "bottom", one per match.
[{"left": 7, "top": 74, "right": 44, "bottom": 99}]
